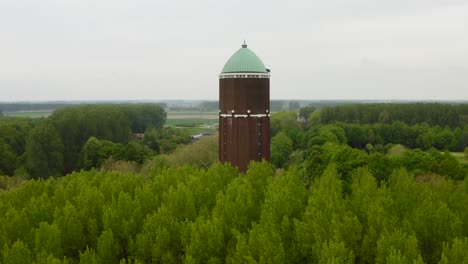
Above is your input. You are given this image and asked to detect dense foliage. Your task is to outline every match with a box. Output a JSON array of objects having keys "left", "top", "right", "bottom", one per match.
[
  {"left": 48, "top": 104, "right": 166, "bottom": 173},
  {"left": 334, "top": 122, "right": 467, "bottom": 151},
  {"left": 0, "top": 103, "right": 71, "bottom": 113},
  {"left": 0, "top": 104, "right": 169, "bottom": 178},
  {"left": 1, "top": 162, "right": 468, "bottom": 263},
  {"left": 320, "top": 103, "right": 468, "bottom": 128},
  {"left": 269, "top": 110, "right": 468, "bottom": 177},
  {"left": 0, "top": 117, "right": 38, "bottom": 176}
]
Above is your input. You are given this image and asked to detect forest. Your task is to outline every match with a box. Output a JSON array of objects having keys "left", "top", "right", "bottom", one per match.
[
  {"left": 0, "top": 104, "right": 192, "bottom": 179},
  {"left": 0, "top": 102, "right": 468, "bottom": 263}
]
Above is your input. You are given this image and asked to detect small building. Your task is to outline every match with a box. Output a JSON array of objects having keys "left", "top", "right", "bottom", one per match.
[
  {"left": 219, "top": 42, "right": 270, "bottom": 172},
  {"left": 131, "top": 133, "right": 145, "bottom": 140}
]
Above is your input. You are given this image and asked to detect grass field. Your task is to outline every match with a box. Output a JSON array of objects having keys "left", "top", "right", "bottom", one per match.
[
  {"left": 451, "top": 152, "right": 467, "bottom": 164},
  {"left": 167, "top": 113, "right": 218, "bottom": 121},
  {"left": 166, "top": 111, "right": 218, "bottom": 134},
  {"left": 167, "top": 111, "right": 218, "bottom": 116},
  {"left": 166, "top": 119, "right": 218, "bottom": 126}
]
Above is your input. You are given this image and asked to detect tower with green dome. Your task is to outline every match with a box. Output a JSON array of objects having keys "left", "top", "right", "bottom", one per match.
[{"left": 219, "top": 42, "right": 270, "bottom": 172}]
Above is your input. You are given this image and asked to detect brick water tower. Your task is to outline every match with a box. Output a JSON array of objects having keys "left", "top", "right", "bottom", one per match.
[{"left": 219, "top": 42, "right": 270, "bottom": 172}]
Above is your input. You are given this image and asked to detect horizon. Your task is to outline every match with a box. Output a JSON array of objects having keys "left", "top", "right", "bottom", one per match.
[
  {"left": 1, "top": 0, "right": 468, "bottom": 101},
  {"left": 2, "top": 98, "right": 468, "bottom": 104}
]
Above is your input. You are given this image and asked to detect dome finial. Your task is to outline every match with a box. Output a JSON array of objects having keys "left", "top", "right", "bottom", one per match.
[{"left": 242, "top": 40, "right": 247, "bottom": 48}]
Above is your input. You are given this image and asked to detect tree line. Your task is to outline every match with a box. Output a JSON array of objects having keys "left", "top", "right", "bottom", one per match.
[
  {"left": 320, "top": 103, "right": 468, "bottom": 128},
  {"left": 0, "top": 102, "right": 168, "bottom": 113},
  {"left": 0, "top": 104, "right": 172, "bottom": 179},
  {"left": 269, "top": 108, "right": 468, "bottom": 183},
  {"left": 0, "top": 117, "right": 38, "bottom": 176},
  {"left": 321, "top": 122, "right": 466, "bottom": 151}
]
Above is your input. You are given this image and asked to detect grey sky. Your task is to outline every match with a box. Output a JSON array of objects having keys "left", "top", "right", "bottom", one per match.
[{"left": 1, "top": 0, "right": 467, "bottom": 101}]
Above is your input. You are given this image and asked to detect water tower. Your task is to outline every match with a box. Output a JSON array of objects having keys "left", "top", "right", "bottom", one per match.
[{"left": 219, "top": 42, "right": 270, "bottom": 172}]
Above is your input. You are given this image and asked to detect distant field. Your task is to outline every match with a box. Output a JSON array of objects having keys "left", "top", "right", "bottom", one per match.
[
  {"left": 166, "top": 119, "right": 218, "bottom": 126},
  {"left": 2, "top": 110, "right": 218, "bottom": 119},
  {"left": 167, "top": 111, "right": 218, "bottom": 116},
  {"left": 182, "top": 127, "right": 218, "bottom": 135},
  {"left": 167, "top": 112, "right": 218, "bottom": 120},
  {"left": 166, "top": 111, "right": 218, "bottom": 134},
  {"left": 4, "top": 111, "right": 52, "bottom": 118}
]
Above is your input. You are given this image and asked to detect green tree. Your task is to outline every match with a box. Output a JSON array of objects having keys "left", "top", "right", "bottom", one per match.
[
  {"left": 54, "top": 201, "right": 86, "bottom": 258},
  {"left": 295, "top": 165, "right": 362, "bottom": 262},
  {"left": 0, "top": 138, "right": 17, "bottom": 175},
  {"left": 213, "top": 177, "right": 257, "bottom": 234},
  {"left": 304, "top": 146, "right": 327, "bottom": 183},
  {"left": 245, "top": 161, "right": 275, "bottom": 214},
  {"left": 439, "top": 237, "right": 468, "bottom": 264},
  {"left": 434, "top": 129, "right": 456, "bottom": 150},
  {"left": 183, "top": 216, "right": 225, "bottom": 264},
  {"left": 247, "top": 221, "right": 285, "bottom": 263},
  {"left": 463, "top": 126, "right": 468, "bottom": 149},
  {"left": 349, "top": 168, "right": 398, "bottom": 263},
  {"left": 163, "top": 136, "right": 218, "bottom": 168},
  {"left": 116, "top": 141, "right": 153, "bottom": 164},
  {"left": 308, "top": 110, "right": 322, "bottom": 126},
  {"left": 271, "top": 132, "right": 293, "bottom": 168},
  {"left": 143, "top": 128, "right": 160, "bottom": 152},
  {"left": 25, "top": 122, "right": 64, "bottom": 178},
  {"left": 329, "top": 145, "right": 369, "bottom": 183},
  {"left": 270, "top": 111, "right": 301, "bottom": 137},
  {"left": 35, "top": 252, "right": 68, "bottom": 264},
  {"left": 79, "top": 248, "right": 100, "bottom": 264},
  {"left": 257, "top": 168, "right": 307, "bottom": 262},
  {"left": 226, "top": 231, "right": 254, "bottom": 264},
  {"left": 438, "top": 152, "right": 464, "bottom": 180},
  {"left": 50, "top": 104, "right": 166, "bottom": 173},
  {"left": 3, "top": 240, "right": 32, "bottom": 264},
  {"left": 103, "top": 191, "right": 143, "bottom": 259},
  {"left": 318, "top": 125, "right": 347, "bottom": 145},
  {"left": 376, "top": 229, "right": 422, "bottom": 264},
  {"left": 35, "top": 221, "right": 63, "bottom": 258},
  {"left": 82, "top": 137, "right": 122, "bottom": 169},
  {"left": 97, "top": 230, "right": 119, "bottom": 263},
  {"left": 317, "top": 240, "right": 355, "bottom": 264},
  {"left": 162, "top": 183, "right": 197, "bottom": 221},
  {"left": 2, "top": 208, "right": 32, "bottom": 247},
  {"left": 82, "top": 137, "right": 103, "bottom": 169},
  {"left": 411, "top": 196, "right": 462, "bottom": 263},
  {"left": 298, "top": 106, "right": 316, "bottom": 126},
  {"left": 132, "top": 206, "right": 181, "bottom": 263},
  {"left": 260, "top": 168, "right": 307, "bottom": 226}
]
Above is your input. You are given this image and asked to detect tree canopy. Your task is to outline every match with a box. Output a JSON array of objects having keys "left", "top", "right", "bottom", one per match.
[{"left": 0, "top": 162, "right": 468, "bottom": 263}]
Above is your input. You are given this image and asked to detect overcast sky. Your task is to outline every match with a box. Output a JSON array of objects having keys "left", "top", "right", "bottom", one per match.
[{"left": 1, "top": 0, "right": 467, "bottom": 101}]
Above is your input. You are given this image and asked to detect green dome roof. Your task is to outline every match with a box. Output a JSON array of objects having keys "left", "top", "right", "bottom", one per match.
[{"left": 221, "top": 43, "right": 267, "bottom": 73}]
